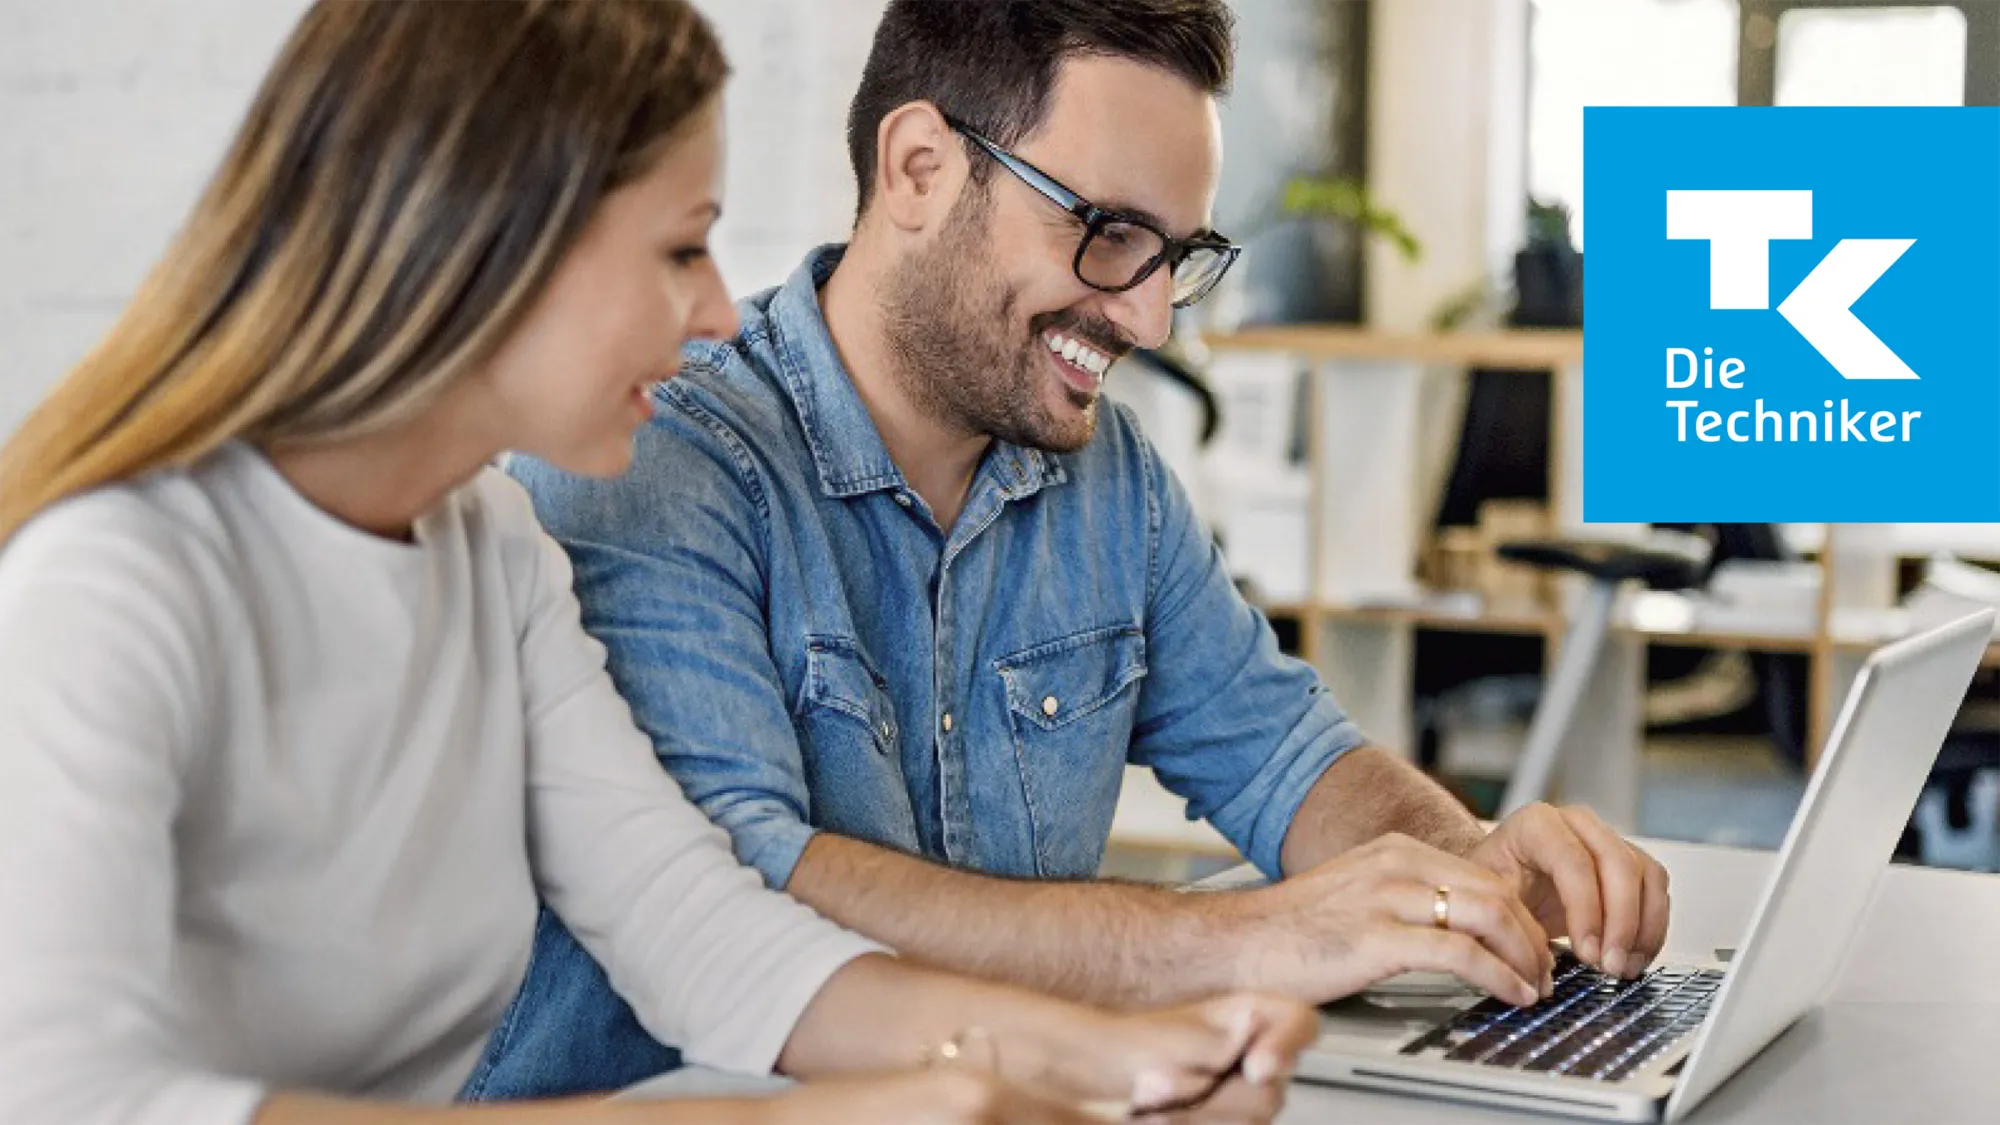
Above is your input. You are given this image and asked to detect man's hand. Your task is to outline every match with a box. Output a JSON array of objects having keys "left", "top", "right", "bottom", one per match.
[
  {"left": 1234, "top": 833, "right": 1555, "bottom": 1007},
  {"left": 1468, "top": 803, "right": 1671, "bottom": 978}
]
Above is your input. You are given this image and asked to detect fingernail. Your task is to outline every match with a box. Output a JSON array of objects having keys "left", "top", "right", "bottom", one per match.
[
  {"left": 1578, "top": 936, "right": 1600, "bottom": 963},
  {"left": 1132, "top": 1069, "right": 1177, "bottom": 1107},
  {"left": 1229, "top": 1006, "right": 1257, "bottom": 1048},
  {"left": 1542, "top": 972, "right": 1555, "bottom": 999},
  {"left": 1518, "top": 980, "right": 1540, "bottom": 1006},
  {"left": 1245, "top": 1051, "right": 1277, "bottom": 1085},
  {"left": 1605, "top": 949, "right": 1627, "bottom": 977}
]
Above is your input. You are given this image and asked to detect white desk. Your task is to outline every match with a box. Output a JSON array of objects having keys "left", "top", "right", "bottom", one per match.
[{"left": 621, "top": 837, "right": 2000, "bottom": 1122}]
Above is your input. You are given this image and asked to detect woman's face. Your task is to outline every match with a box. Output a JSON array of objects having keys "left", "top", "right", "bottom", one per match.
[{"left": 482, "top": 99, "right": 738, "bottom": 477}]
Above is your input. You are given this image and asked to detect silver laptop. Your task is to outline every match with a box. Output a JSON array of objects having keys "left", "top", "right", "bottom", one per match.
[{"left": 1297, "top": 608, "right": 1994, "bottom": 1123}]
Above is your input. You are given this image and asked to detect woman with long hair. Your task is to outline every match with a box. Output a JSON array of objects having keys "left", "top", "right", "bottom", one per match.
[{"left": 0, "top": 4, "right": 1313, "bottom": 1123}]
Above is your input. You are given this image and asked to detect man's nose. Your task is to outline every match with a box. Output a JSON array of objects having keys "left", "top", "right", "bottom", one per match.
[{"left": 1098, "top": 266, "right": 1176, "bottom": 351}]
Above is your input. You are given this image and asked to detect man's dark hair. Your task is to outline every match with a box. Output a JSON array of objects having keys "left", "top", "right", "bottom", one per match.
[{"left": 847, "top": 0, "right": 1236, "bottom": 216}]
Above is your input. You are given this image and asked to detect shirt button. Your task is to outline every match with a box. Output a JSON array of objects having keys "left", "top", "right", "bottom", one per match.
[
  {"left": 1041, "top": 696, "right": 1060, "bottom": 717},
  {"left": 941, "top": 713, "right": 953, "bottom": 733},
  {"left": 879, "top": 720, "right": 893, "bottom": 740},
  {"left": 894, "top": 493, "right": 913, "bottom": 507}
]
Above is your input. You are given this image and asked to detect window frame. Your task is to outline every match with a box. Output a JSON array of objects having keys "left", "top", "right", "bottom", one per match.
[{"left": 1737, "top": 0, "right": 1998, "bottom": 106}]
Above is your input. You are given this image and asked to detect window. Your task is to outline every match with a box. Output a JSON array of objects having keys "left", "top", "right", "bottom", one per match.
[
  {"left": 1528, "top": 0, "right": 1991, "bottom": 247},
  {"left": 1527, "top": 0, "right": 1740, "bottom": 248},
  {"left": 1771, "top": 6, "right": 1967, "bottom": 105}
]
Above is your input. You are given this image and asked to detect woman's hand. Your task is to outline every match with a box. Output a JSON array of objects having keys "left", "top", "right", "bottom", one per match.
[
  {"left": 775, "top": 956, "right": 1314, "bottom": 1122},
  {"left": 1051, "top": 992, "right": 1319, "bottom": 1123},
  {"left": 759, "top": 1068, "right": 1110, "bottom": 1125}
]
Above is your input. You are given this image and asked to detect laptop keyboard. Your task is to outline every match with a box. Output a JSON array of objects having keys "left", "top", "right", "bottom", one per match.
[{"left": 1398, "top": 949, "right": 1725, "bottom": 1083}]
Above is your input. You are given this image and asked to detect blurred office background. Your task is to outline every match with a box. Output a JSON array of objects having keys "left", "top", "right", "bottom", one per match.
[{"left": 5, "top": 0, "right": 1998, "bottom": 879}]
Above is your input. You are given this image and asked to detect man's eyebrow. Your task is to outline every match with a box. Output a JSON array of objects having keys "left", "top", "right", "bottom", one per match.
[{"left": 1091, "top": 197, "right": 1213, "bottom": 241}]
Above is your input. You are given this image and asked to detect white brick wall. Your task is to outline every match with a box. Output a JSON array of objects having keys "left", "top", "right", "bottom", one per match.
[
  {"left": 0, "top": 0, "right": 307, "bottom": 443},
  {"left": 0, "top": 0, "right": 882, "bottom": 443}
]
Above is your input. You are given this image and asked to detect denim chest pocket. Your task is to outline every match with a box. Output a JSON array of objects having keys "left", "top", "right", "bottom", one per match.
[
  {"left": 802, "top": 636, "right": 899, "bottom": 750},
  {"left": 996, "top": 624, "right": 1148, "bottom": 877},
  {"left": 797, "top": 636, "right": 919, "bottom": 845}
]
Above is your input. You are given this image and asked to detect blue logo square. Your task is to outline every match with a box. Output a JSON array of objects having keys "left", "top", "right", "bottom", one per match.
[{"left": 1584, "top": 107, "right": 2000, "bottom": 522}]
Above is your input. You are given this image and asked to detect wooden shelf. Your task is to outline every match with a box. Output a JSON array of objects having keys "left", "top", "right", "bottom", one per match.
[
  {"left": 1640, "top": 628, "right": 1818, "bottom": 655},
  {"left": 1204, "top": 326, "right": 1584, "bottom": 367},
  {"left": 1202, "top": 328, "right": 1985, "bottom": 790},
  {"left": 1261, "top": 600, "right": 1825, "bottom": 653},
  {"left": 1262, "top": 601, "right": 1554, "bottom": 634},
  {"left": 1830, "top": 633, "right": 2000, "bottom": 669}
]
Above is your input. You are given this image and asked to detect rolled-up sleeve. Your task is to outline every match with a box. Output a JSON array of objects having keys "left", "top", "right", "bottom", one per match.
[
  {"left": 505, "top": 477, "right": 883, "bottom": 1073},
  {"left": 1124, "top": 416, "right": 1367, "bottom": 879}
]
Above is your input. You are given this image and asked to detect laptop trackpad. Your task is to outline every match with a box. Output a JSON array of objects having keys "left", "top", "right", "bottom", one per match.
[
  {"left": 1364, "top": 971, "right": 1481, "bottom": 1000},
  {"left": 1321, "top": 982, "right": 1482, "bottom": 1050}
]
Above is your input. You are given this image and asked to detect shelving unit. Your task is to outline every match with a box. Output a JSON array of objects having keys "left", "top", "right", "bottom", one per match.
[{"left": 1198, "top": 326, "right": 1995, "bottom": 828}]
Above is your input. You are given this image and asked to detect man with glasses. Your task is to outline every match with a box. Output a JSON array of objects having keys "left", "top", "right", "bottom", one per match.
[{"left": 488, "top": 0, "right": 1669, "bottom": 1098}]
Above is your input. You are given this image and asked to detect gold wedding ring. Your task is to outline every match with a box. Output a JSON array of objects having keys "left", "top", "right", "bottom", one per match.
[{"left": 1432, "top": 884, "right": 1452, "bottom": 930}]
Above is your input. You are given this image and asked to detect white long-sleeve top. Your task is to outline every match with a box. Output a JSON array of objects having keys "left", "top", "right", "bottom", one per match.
[{"left": 0, "top": 443, "right": 883, "bottom": 1124}]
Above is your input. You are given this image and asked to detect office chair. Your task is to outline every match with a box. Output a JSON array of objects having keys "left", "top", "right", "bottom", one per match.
[
  {"left": 1491, "top": 522, "right": 1826, "bottom": 815},
  {"left": 1665, "top": 522, "right": 1811, "bottom": 770},
  {"left": 1415, "top": 223, "right": 1569, "bottom": 768},
  {"left": 1493, "top": 531, "right": 1712, "bottom": 816},
  {"left": 1127, "top": 347, "right": 1221, "bottom": 447}
]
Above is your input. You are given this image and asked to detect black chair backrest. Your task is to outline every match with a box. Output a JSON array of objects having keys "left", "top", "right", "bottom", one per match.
[{"left": 1434, "top": 366, "right": 1551, "bottom": 529}]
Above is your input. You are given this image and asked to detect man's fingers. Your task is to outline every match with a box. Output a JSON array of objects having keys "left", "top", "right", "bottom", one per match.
[
  {"left": 1395, "top": 878, "right": 1547, "bottom": 999},
  {"left": 1366, "top": 833, "right": 1554, "bottom": 994},
  {"left": 1387, "top": 925, "right": 1541, "bottom": 1007},
  {"left": 1495, "top": 869, "right": 1557, "bottom": 988},
  {"left": 1634, "top": 844, "right": 1672, "bottom": 964},
  {"left": 1511, "top": 806, "right": 1607, "bottom": 966},
  {"left": 1560, "top": 807, "right": 1649, "bottom": 976}
]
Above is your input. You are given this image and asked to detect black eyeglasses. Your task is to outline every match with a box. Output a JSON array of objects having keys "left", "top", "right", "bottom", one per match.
[{"left": 944, "top": 113, "right": 1241, "bottom": 309}]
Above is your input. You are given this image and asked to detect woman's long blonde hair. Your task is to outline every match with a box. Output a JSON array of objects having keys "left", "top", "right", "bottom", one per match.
[{"left": 0, "top": 0, "right": 727, "bottom": 544}]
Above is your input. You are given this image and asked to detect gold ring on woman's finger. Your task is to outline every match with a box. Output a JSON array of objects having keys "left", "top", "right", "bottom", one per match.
[{"left": 1433, "top": 885, "right": 1452, "bottom": 930}]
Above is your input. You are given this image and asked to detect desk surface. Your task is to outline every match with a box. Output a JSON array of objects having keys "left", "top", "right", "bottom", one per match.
[
  {"left": 621, "top": 837, "right": 2000, "bottom": 1123},
  {"left": 1278, "top": 836, "right": 2000, "bottom": 1124}
]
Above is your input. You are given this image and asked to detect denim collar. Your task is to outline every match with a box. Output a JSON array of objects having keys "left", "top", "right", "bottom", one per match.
[{"left": 768, "top": 245, "right": 1067, "bottom": 502}]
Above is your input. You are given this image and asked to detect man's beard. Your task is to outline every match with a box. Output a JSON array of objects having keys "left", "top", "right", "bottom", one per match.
[{"left": 880, "top": 191, "right": 1120, "bottom": 455}]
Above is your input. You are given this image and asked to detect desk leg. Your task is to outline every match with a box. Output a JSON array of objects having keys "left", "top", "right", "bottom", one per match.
[
  {"left": 1312, "top": 616, "right": 1415, "bottom": 760},
  {"left": 1554, "top": 630, "right": 1644, "bottom": 830}
]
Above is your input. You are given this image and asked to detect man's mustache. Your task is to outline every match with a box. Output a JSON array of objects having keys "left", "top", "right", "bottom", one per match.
[{"left": 1032, "top": 313, "right": 1132, "bottom": 359}]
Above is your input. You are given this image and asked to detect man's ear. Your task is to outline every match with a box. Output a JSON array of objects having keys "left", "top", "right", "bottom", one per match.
[{"left": 872, "top": 101, "right": 962, "bottom": 233}]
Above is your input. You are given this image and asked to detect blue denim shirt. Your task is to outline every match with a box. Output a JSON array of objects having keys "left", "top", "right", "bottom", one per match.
[{"left": 464, "top": 246, "right": 1363, "bottom": 1099}]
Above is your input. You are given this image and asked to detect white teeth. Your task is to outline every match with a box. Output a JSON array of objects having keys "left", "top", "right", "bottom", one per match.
[{"left": 1044, "top": 332, "right": 1111, "bottom": 379}]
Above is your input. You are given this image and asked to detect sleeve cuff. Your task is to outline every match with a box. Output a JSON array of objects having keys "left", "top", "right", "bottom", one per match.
[
  {"left": 733, "top": 815, "right": 818, "bottom": 890},
  {"left": 1218, "top": 715, "right": 1367, "bottom": 879}
]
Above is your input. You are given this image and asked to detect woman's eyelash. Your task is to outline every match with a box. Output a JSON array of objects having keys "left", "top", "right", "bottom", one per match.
[{"left": 667, "top": 246, "right": 711, "bottom": 267}]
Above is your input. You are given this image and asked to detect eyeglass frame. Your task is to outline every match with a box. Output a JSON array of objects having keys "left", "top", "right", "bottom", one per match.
[{"left": 941, "top": 112, "right": 1241, "bottom": 308}]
